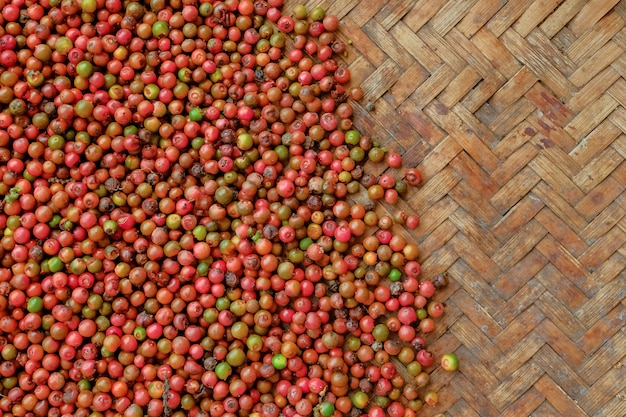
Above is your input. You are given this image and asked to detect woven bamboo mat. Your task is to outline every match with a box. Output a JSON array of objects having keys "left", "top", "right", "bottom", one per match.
[{"left": 284, "top": 1, "right": 626, "bottom": 416}]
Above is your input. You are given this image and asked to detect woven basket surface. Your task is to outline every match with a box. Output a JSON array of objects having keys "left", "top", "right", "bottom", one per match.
[{"left": 282, "top": 0, "right": 626, "bottom": 416}]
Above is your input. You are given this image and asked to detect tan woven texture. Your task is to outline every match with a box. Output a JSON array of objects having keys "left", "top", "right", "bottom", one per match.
[{"left": 284, "top": 1, "right": 626, "bottom": 416}]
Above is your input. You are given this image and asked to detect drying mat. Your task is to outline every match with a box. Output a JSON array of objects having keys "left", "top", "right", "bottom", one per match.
[{"left": 282, "top": 1, "right": 626, "bottom": 416}]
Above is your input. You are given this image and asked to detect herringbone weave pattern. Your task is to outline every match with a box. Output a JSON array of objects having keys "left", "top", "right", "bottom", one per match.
[{"left": 285, "top": 1, "right": 626, "bottom": 416}]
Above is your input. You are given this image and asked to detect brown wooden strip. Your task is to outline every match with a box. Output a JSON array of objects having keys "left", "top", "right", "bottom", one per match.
[
  {"left": 403, "top": 0, "right": 446, "bottom": 32},
  {"left": 568, "top": 10, "right": 624, "bottom": 65},
  {"left": 418, "top": 25, "right": 470, "bottom": 72},
  {"left": 500, "top": 28, "right": 577, "bottom": 99},
  {"left": 452, "top": 289, "right": 502, "bottom": 339},
  {"left": 427, "top": 312, "right": 463, "bottom": 358},
  {"left": 493, "top": 250, "right": 547, "bottom": 299},
  {"left": 493, "top": 250, "right": 548, "bottom": 298},
  {"left": 390, "top": 20, "right": 443, "bottom": 72},
  {"left": 416, "top": 213, "right": 457, "bottom": 252},
  {"left": 430, "top": 0, "right": 479, "bottom": 36},
  {"left": 492, "top": 219, "right": 547, "bottom": 269},
  {"left": 492, "top": 125, "right": 539, "bottom": 162},
  {"left": 377, "top": 0, "right": 417, "bottom": 30},
  {"left": 338, "top": 23, "right": 386, "bottom": 69},
  {"left": 449, "top": 208, "right": 501, "bottom": 256},
  {"left": 534, "top": 207, "right": 588, "bottom": 256},
  {"left": 580, "top": 201, "right": 626, "bottom": 242},
  {"left": 462, "top": 71, "right": 508, "bottom": 113},
  {"left": 569, "top": 119, "right": 622, "bottom": 165},
  {"left": 576, "top": 268, "right": 626, "bottom": 325},
  {"left": 343, "top": 0, "right": 384, "bottom": 28},
  {"left": 344, "top": 54, "right": 378, "bottom": 90},
  {"left": 485, "top": 0, "right": 535, "bottom": 37},
  {"left": 569, "top": 41, "right": 625, "bottom": 87},
  {"left": 576, "top": 333, "right": 626, "bottom": 408},
  {"left": 499, "top": 387, "right": 544, "bottom": 416},
  {"left": 487, "top": 358, "right": 544, "bottom": 410},
  {"left": 419, "top": 240, "right": 460, "bottom": 279},
  {"left": 534, "top": 264, "right": 588, "bottom": 311},
  {"left": 384, "top": 65, "right": 429, "bottom": 108},
  {"left": 425, "top": 100, "right": 501, "bottom": 171},
  {"left": 490, "top": 67, "right": 539, "bottom": 113},
  {"left": 612, "top": 159, "right": 626, "bottom": 185},
  {"left": 417, "top": 137, "right": 462, "bottom": 179},
  {"left": 615, "top": 24, "right": 626, "bottom": 49},
  {"left": 457, "top": 0, "right": 507, "bottom": 37},
  {"left": 533, "top": 139, "right": 582, "bottom": 178},
  {"left": 349, "top": 115, "right": 391, "bottom": 158},
  {"left": 398, "top": 138, "right": 432, "bottom": 169},
  {"left": 439, "top": 67, "right": 481, "bottom": 108},
  {"left": 494, "top": 277, "right": 546, "bottom": 325},
  {"left": 449, "top": 180, "right": 503, "bottom": 228},
  {"left": 578, "top": 304, "right": 626, "bottom": 354},
  {"left": 531, "top": 401, "right": 565, "bottom": 415},
  {"left": 552, "top": 24, "right": 577, "bottom": 50},
  {"left": 568, "top": 0, "right": 622, "bottom": 36},
  {"left": 568, "top": 66, "right": 621, "bottom": 112},
  {"left": 527, "top": 113, "right": 578, "bottom": 152},
  {"left": 471, "top": 27, "right": 522, "bottom": 78},
  {"left": 447, "top": 399, "right": 490, "bottom": 417},
  {"left": 298, "top": 0, "right": 356, "bottom": 18},
  {"left": 610, "top": 51, "right": 626, "bottom": 77},
  {"left": 513, "top": 0, "right": 563, "bottom": 37},
  {"left": 592, "top": 397, "right": 626, "bottom": 417},
  {"left": 490, "top": 166, "right": 542, "bottom": 213},
  {"left": 575, "top": 177, "right": 624, "bottom": 219},
  {"left": 416, "top": 196, "right": 458, "bottom": 236},
  {"left": 534, "top": 375, "right": 588, "bottom": 417},
  {"left": 407, "top": 165, "right": 461, "bottom": 213},
  {"left": 362, "top": 19, "right": 420, "bottom": 70},
  {"left": 449, "top": 377, "right": 500, "bottom": 416},
  {"left": 418, "top": 219, "right": 458, "bottom": 260},
  {"left": 359, "top": 58, "right": 404, "bottom": 102},
  {"left": 449, "top": 151, "right": 500, "bottom": 198},
  {"left": 488, "top": 96, "right": 537, "bottom": 138},
  {"left": 534, "top": 290, "right": 587, "bottom": 339},
  {"left": 495, "top": 305, "right": 544, "bottom": 350},
  {"left": 610, "top": 131, "right": 626, "bottom": 157},
  {"left": 492, "top": 331, "right": 544, "bottom": 380},
  {"left": 398, "top": 106, "right": 447, "bottom": 145},
  {"left": 447, "top": 351, "right": 500, "bottom": 396},
  {"left": 525, "top": 82, "right": 575, "bottom": 126},
  {"left": 535, "top": 235, "right": 588, "bottom": 287},
  {"left": 529, "top": 154, "right": 584, "bottom": 202},
  {"left": 573, "top": 147, "right": 624, "bottom": 193},
  {"left": 532, "top": 181, "right": 588, "bottom": 231},
  {"left": 539, "top": 0, "right": 587, "bottom": 38},
  {"left": 448, "top": 232, "right": 502, "bottom": 282},
  {"left": 427, "top": 325, "right": 464, "bottom": 363},
  {"left": 450, "top": 259, "right": 504, "bottom": 314},
  {"left": 418, "top": 379, "right": 457, "bottom": 413},
  {"left": 445, "top": 28, "right": 499, "bottom": 77},
  {"left": 524, "top": 27, "right": 579, "bottom": 75},
  {"left": 323, "top": 0, "right": 359, "bottom": 19},
  {"left": 535, "top": 345, "right": 590, "bottom": 399},
  {"left": 364, "top": 100, "right": 422, "bottom": 152},
  {"left": 607, "top": 76, "right": 626, "bottom": 108},
  {"left": 409, "top": 64, "right": 458, "bottom": 109},
  {"left": 450, "top": 315, "right": 502, "bottom": 367},
  {"left": 426, "top": 314, "right": 465, "bottom": 349},
  {"left": 437, "top": 386, "right": 463, "bottom": 414},
  {"left": 535, "top": 320, "right": 586, "bottom": 367},
  {"left": 302, "top": 0, "right": 334, "bottom": 13}
]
